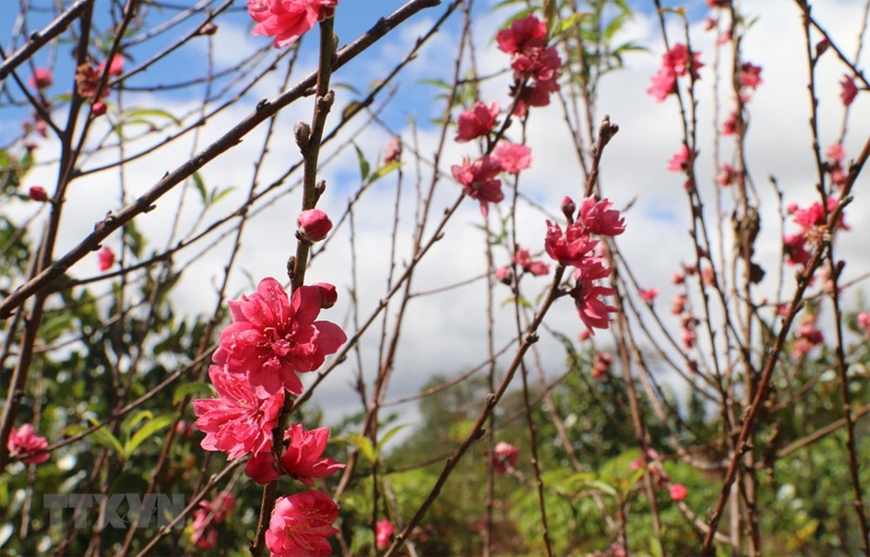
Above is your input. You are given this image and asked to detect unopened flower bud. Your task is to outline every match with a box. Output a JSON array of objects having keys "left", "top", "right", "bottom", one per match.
[
  {"left": 495, "top": 266, "right": 514, "bottom": 285},
  {"left": 297, "top": 209, "right": 332, "bottom": 242},
  {"left": 561, "top": 196, "right": 576, "bottom": 222},
  {"left": 92, "top": 101, "right": 107, "bottom": 116},
  {"left": 315, "top": 282, "right": 338, "bottom": 309},
  {"left": 294, "top": 121, "right": 311, "bottom": 149},
  {"left": 199, "top": 22, "right": 218, "bottom": 35},
  {"left": 28, "top": 186, "right": 48, "bottom": 202}
]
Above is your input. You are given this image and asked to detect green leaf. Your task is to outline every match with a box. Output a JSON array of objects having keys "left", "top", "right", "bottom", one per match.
[
  {"left": 124, "top": 107, "right": 181, "bottom": 125},
  {"left": 353, "top": 143, "right": 370, "bottom": 182},
  {"left": 39, "top": 314, "right": 75, "bottom": 342},
  {"left": 192, "top": 172, "right": 207, "bottom": 205},
  {"left": 375, "top": 424, "right": 408, "bottom": 454},
  {"left": 122, "top": 410, "right": 154, "bottom": 438},
  {"left": 343, "top": 433, "right": 376, "bottom": 463},
  {"left": 367, "top": 161, "right": 401, "bottom": 185},
  {"left": 555, "top": 12, "right": 592, "bottom": 35},
  {"left": 84, "top": 420, "right": 125, "bottom": 459},
  {"left": 173, "top": 381, "right": 214, "bottom": 405},
  {"left": 124, "top": 415, "right": 174, "bottom": 458},
  {"left": 208, "top": 185, "right": 235, "bottom": 206}
]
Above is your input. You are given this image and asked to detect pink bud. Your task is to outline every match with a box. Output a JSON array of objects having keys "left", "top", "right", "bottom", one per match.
[
  {"left": 28, "top": 186, "right": 48, "bottom": 202},
  {"left": 92, "top": 101, "right": 107, "bottom": 116},
  {"left": 315, "top": 282, "right": 338, "bottom": 309},
  {"left": 98, "top": 246, "right": 115, "bottom": 271},
  {"left": 561, "top": 196, "right": 576, "bottom": 222},
  {"left": 297, "top": 209, "right": 332, "bottom": 242},
  {"left": 495, "top": 266, "right": 514, "bottom": 285},
  {"left": 669, "top": 483, "right": 688, "bottom": 502}
]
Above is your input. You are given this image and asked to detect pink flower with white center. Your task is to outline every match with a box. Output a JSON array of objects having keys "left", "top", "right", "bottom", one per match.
[
  {"left": 28, "top": 186, "right": 48, "bottom": 202},
  {"left": 97, "top": 246, "right": 115, "bottom": 271},
  {"left": 213, "top": 278, "right": 347, "bottom": 397},
  {"left": 451, "top": 156, "right": 504, "bottom": 217},
  {"left": 455, "top": 101, "right": 499, "bottom": 143},
  {"left": 193, "top": 365, "right": 284, "bottom": 460},
  {"left": 571, "top": 259, "right": 617, "bottom": 333},
  {"left": 857, "top": 312, "right": 870, "bottom": 334},
  {"left": 639, "top": 288, "right": 659, "bottom": 303},
  {"left": 297, "top": 209, "right": 332, "bottom": 242},
  {"left": 669, "top": 483, "right": 688, "bottom": 502},
  {"left": 826, "top": 143, "right": 846, "bottom": 162},
  {"left": 492, "top": 140, "right": 531, "bottom": 173},
  {"left": 28, "top": 67, "right": 53, "bottom": 90},
  {"left": 840, "top": 74, "right": 858, "bottom": 106},
  {"left": 579, "top": 197, "right": 625, "bottom": 236},
  {"left": 493, "top": 442, "right": 518, "bottom": 473},
  {"left": 247, "top": 0, "right": 335, "bottom": 49},
  {"left": 376, "top": 519, "right": 395, "bottom": 549},
  {"left": 7, "top": 423, "right": 49, "bottom": 464},
  {"left": 265, "top": 491, "right": 340, "bottom": 557},
  {"left": 739, "top": 62, "right": 762, "bottom": 90},
  {"left": 544, "top": 221, "right": 597, "bottom": 268},
  {"left": 280, "top": 424, "right": 345, "bottom": 486},
  {"left": 667, "top": 144, "right": 689, "bottom": 172}
]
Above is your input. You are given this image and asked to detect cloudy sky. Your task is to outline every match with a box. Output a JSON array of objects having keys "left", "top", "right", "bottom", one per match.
[{"left": 4, "top": 0, "right": 869, "bottom": 431}]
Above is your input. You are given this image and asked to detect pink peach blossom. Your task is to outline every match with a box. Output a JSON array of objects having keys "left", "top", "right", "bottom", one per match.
[
  {"left": 213, "top": 278, "right": 347, "bottom": 396},
  {"left": 826, "top": 143, "right": 846, "bottom": 162},
  {"left": 571, "top": 259, "right": 617, "bottom": 333},
  {"left": 667, "top": 144, "right": 689, "bottom": 172},
  {"left": 639, "top": 288, "right": 659, "bottom": 302},
  {"left": 376, "top": 519, "right": 395, "bottom": 549},
  {"left": 280, "top": 424, "right": 345, "bottom": 486},
  {"left": 840, "top": 74, "right": 858, "bottom": 106},
  {"left": 495, "top": 266, "right": 514, "bottom": 285},
  {"left": 579, "top": 197, "right": 625, "bottom": 236},
  {"left": 247, "top": 0, "right": 336, "bottom": 49},
  {"left": 265, "top": 491, "right": 340, "bottom": 557},
  {"left": 493, "top": 442, "right": 518, "bottom": 473},
  {"left": 544, "top": 221, "right": 598, "bottom": 268},
  {"left": 455, "top": 101, "right": 499, "bottom": 142},
  {"left": 857, "top": 312, "right": 870, "bottom": 334},
  {"left": 451, "top": 156, "right": 504, "bottom": 217},
  {"left": 496, "top": 15, "right": 546, "bottom": 56},
  {"left": 492, "top": 140, "right": 531, "bottom": 173},
  {"left": 7, "top": 423, "right": 49, "bottom": 464},
  {"left": 193, "top": 365, "right": 284, "bottom": 460},
  {"left": 28, "top": 67, "right": 53, "bottom": 90},
  {"left": 739, "top": 62, "right": 763, "bottom": 90},
  {"left": 383, "top": 136, "right": 401, "bottom": 164}
]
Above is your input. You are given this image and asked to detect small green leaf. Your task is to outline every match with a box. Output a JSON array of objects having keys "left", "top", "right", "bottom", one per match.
[
  {"left": 343, "top": 433, "right": 376, "bottom": 463},
  {"left": 124, "top": 107, "right": 181, "bottom": 125},
  {"left": 375, "top": 424, "right": 408, "bottom": 454},
  {"left": 124, "top": 415, "right": 174, "bottom": 458},
  {"left": 353, "top": 144, "right": 370, "bottom": 182},
  {"left": 192, "top": 172, "right": 207, "bottom": 205},
  {"left": 173, "top": 381, "right": 214, "bottom": 405},
  {"left": 122, "top": 410, "right": 154, "bottom": 438},
  {"left": 83, "top": 419, "right": 125, "bottom": 458},
  {"left": 367, "top": 161, "right": 401, "bottom": 185}
]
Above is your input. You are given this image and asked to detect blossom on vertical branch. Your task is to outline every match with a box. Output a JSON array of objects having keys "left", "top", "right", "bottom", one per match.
[
  {"left": 451, "top": 156, "right": 505, "bottom": 217},
  {"left": 376, "top": 519, "right": 395, "bottom": 549},
  {"left": 97, "top": 246, "right": 115, "bottom": 271},
  {"left": 496, "top": 14, "right": 562, "bottom": 115},
  {"left": 192, "top": 365, "right": 284, "bottom": 460},
  {"left": 265, "top": 491, "right": 341, "bottom": 557},
  {"left": 647, "top": 43, "right": 704, "bottom": 102},
  {"left": 545, "top": 196, "right": 625, "bottom": 334},
  {"left": 840, "top": 74, "right": 858, "bottom": 106},
  {"left": 492, "top": 442, "right": 519, "bottom": 473},
  {"left": 212, "top": 278, "right": 347, "bottom": 397},
  {"left": 247, "top": 0, "right": 338, "bottom": 48},
  {"left": 454, "top": 101, "right": 500, "bottom": 142}
]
